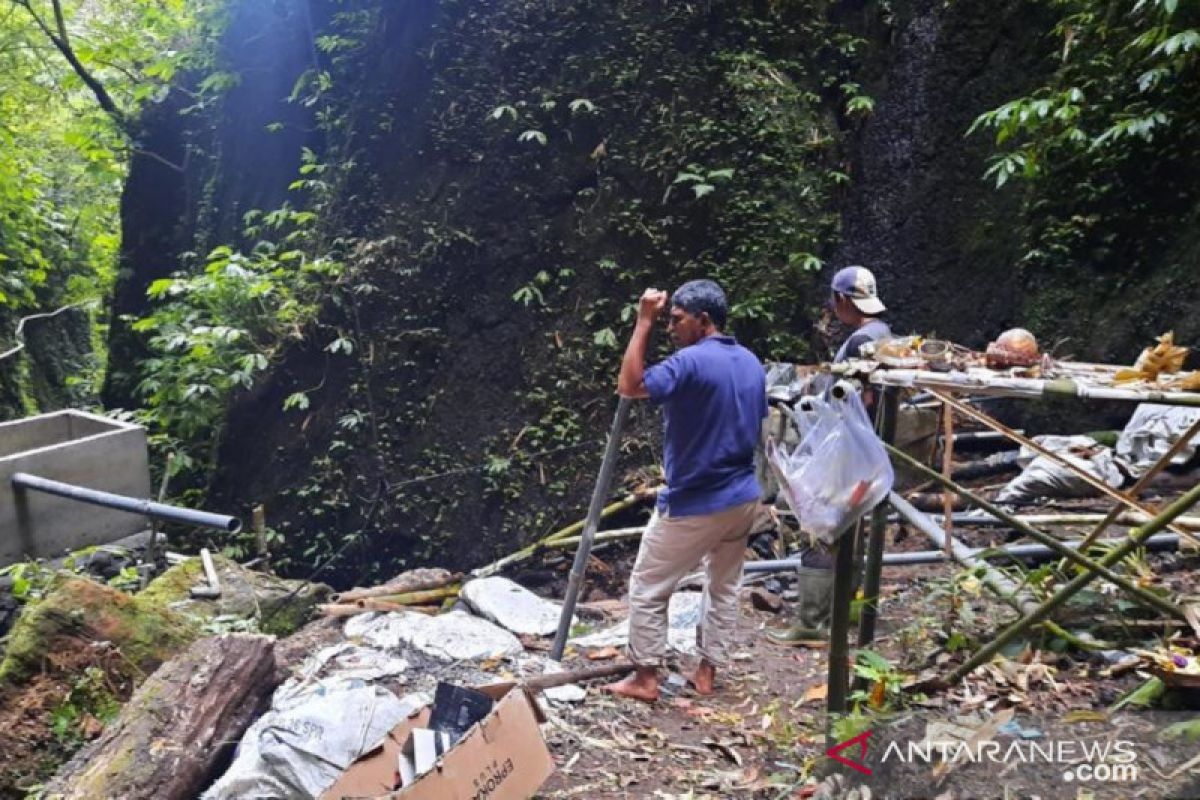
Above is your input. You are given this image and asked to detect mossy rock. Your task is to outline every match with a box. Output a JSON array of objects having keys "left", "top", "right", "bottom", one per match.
[
  {"left": 0, "top": 575, "right": 199, "bottom": 687},
  {"left": 139, "top": 554, "right": 331, "bottom": 637}
]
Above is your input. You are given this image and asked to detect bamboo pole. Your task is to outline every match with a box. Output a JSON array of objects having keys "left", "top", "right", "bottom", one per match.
[
  {"left": 869, "top": 370, "right": 1200, "bottom": 408},
  {"left": 889, "top": 493, "right": 1105, "bottom": 650},
  {"left": 930, "top": 511, "right": 1200, "bottom": 529},
  {"left": 1077, "top": 415, "right": 1200, "bottom": 550},
  {"left": 552, "top": 397, "right": 633, "bottom": 661},
  {"left": 885, "top": 444, "right": 1188, "bottom": 622},
  {"left": 928, "top": 389, "right": 1200, "bottom": 549},
  {"left": 942, "top": 480, "right": 1200, "bottom": 688},
  {"left": 334, "top": 570, "right": 460, "bottom": 603},
  {"left": 472, "top": 489, "right": 655, "bottom": 579},
  {"left": 858, "top": 388, "right": 898, "bottom": 646},
  {"left": 825, "top": 381, "right": 866, "bottom": 730},
  {"left": 941, "top": 401, "right": 955, "bottom": 554},
  {"left": 358, "top": 585, "right": 460, "bottom": 607},
  {"left": 539, "top": 526, "right": 646, "bottom": 549}
]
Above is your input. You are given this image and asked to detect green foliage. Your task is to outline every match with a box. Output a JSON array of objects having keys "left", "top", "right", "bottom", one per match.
[
  {"left": 49, "top": 666, "right": 120, "bottom": 746},
  {"left": 970, "top": 0, "right": 1199, "bottom": 185},
  {"left": 129, "top": 208, "right": 342, "bottom": 476}
]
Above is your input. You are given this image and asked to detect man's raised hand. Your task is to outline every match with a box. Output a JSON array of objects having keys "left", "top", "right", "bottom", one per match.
[{"left": 638, "top": 288, "right": 668, "bottom": 323}]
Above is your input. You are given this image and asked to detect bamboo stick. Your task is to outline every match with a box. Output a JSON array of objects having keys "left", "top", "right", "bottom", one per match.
[
  {"left": 942, "top": 480, "right": 1200, "bottom": 688},
  {"left": 1077, "top": 415, "right": 1200, "bottom": 550},
  {"left": 552, "top": 397, "right": 633, "bottom": 661},
  {"left": 941, "top": 401, "right": 955, "bottom": 554},
  {"left": 357, "top": 586, "right": 460, "bottom": 606},
  {"left": 886, "top": 444, "right": 1188, "bottom": 622},
  {"left": 928, "top": 389, "right": 1200, "bottom": 549},
  {"left": 334, "top": 569, "right": 459, "bottom": 603},
  {"left": 472, "top": 488, "right": 657, "bottom": 579},
  {"left": 539, "top": 527, "right": 646, "bottom": 549}
]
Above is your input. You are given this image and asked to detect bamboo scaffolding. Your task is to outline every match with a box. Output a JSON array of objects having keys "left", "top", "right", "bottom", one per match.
[
  {"left": 928, "top": 389, "right": 1200, "bottom": 549},
  {"left": 889, "top": 493, "right": 1104, "bottom": 649},
  {"left": 885, "top": 444, "right": 1188, "bottom": 622},
  {"left": 942, "top": 480, "right": 1200, "bottom": 688}
]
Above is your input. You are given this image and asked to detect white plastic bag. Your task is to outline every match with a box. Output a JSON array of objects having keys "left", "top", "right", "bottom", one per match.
[{"left": 769, "top": 387, "right": 894, "bottom": 546}]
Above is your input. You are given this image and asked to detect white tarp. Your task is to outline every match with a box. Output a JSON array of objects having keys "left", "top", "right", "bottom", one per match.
[
  {"left": 570, "top": 591, "right": 704, "bottom": 655},
  {"left": 1116, "top": 403, "right": 1200, "bottom": 473},
  {"left": 996, "top": 435, "right": 1127, "bottom": 503},
  {"left": 203, "top": 681, "right": 426, "bottom": 800},
  {"left": 344, "top": 609, "right": 524, "bottom": 661},
  {"left": 460, "top": 576, "right": 573, "bottom": 636}
]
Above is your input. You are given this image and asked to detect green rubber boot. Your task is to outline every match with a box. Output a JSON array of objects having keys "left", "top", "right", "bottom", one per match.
[{"left": 766, "top": 566, "right": 834, "bottom": 646}]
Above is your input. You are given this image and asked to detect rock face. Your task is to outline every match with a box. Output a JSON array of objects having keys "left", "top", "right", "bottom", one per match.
[{"left": 109, "top": 0, "right": 1200, "bottom": 579}]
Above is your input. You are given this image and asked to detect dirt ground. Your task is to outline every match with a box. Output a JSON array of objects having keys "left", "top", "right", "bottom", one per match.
[{"left": 532, "top": 531, "right": 1200, "bottom": 800}]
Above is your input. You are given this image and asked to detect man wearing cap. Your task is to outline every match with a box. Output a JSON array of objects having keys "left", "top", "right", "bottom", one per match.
[
  {"left": 604, "top": 279, "right": 767, "bottom": 702},
  {"left": 830, "top": 265, "right": 891, "bottom": 364},
  {"left": 766, "top": 265, "right": 890, "bottom": 647}
]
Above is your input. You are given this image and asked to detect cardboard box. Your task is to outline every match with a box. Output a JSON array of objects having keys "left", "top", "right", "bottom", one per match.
[{"left": 321, "top": 683, "right": 555, "bottom": 800}]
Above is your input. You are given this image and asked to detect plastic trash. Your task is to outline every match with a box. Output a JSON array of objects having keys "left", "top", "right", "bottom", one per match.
[
  {"left": 769, "top": 387, "right": 894, "bottom": 546},
  {"left": 1116, "top": 403, "right": 1200, "bottom": 474},
  {"left": 996, "top": 435, "right": 1126, "bottom": 502},
  {"left": 344, "top": 609, "right": 524, "bottom": 661},
  {"left": 203, "top": 681, "right": 426, "bottom": 800}
]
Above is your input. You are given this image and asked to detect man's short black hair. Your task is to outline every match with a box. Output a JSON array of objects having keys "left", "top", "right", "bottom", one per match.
[{"left": 671, "top": 279, "right": 728, "bottom": 329}]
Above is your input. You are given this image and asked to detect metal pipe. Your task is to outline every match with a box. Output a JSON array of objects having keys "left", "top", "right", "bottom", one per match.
[
  {"left": 11, "top": 472, "right": 241, "bottom": 533},
  {"left": 551, "top": 396, "right": 631, "bottom": 661},
  {"left": 744, "top": 531, "right": 1183, "bottom": 572}
]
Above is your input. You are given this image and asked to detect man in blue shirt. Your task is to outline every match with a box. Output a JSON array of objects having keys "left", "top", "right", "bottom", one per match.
[{"left": 604, "top": 280, "right": 767, "bottom": 702}]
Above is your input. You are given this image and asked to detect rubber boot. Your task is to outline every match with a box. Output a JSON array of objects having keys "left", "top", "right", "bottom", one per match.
[{"left": 766, "top": 566, "right": 834, "bottom": 646}]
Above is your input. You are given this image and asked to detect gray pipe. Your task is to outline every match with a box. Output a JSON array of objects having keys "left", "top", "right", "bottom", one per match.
[
  {"left": 12, "top": 472, "right": 242, "bottom": 533},
  {"left": 551, "top": 396, "right": 631, "bottom": 661},
  {"left": 743, "top": 532, "right": 1180, "bottom": 572}
]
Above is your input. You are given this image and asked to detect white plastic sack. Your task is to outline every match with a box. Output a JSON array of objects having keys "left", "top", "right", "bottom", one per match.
[
  {"left": 1116, "top": 403, "right": 1200, "bottom": 474},
  {"left": 570, "top": 591, "right": 704, "bottom": 655},
  {"left": 344, "top": 609, "right": 524, "bottom": 661},
  {"left": 203, "top": 682, "right": 424, "bottom": 800},
  {"left": 461, "top": 576, "right": 573, "bottom": 636},
  {"left": 769, "top": 390, "right": 894, "bottom": 546},
  {"left": 996, "top": 435, "right": 1126, "bottom": 503}
]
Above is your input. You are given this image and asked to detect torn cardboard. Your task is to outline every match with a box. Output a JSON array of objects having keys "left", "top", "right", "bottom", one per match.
[{"left": 320, "top": 683, "right": 554, "bottom": 800}]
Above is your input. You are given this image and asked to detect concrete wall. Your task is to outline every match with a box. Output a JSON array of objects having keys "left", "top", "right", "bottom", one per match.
[{"left": 0, "top": 410, "right": 151, "bottom": 565}]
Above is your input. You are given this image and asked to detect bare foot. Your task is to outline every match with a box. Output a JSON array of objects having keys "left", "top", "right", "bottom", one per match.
[
  {"left": 602, "top": 667, "right": 660, "bottom": 703},
  {"left": 688, "top": 659, "right": 716, "bottom": 696}
]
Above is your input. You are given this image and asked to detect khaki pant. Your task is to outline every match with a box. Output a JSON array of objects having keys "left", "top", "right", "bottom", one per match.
[{"left": 626, "top": 500, "right": 758, "bottom": 668}]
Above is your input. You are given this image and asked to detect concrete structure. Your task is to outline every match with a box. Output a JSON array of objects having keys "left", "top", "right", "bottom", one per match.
[{"left": 1, "top": 410, "right": 151, "bottom": 565}]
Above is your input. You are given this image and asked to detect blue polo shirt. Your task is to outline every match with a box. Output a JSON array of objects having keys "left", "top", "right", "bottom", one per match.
[{"left": 643, "top": 335, "right": 767, "bottom": 517}]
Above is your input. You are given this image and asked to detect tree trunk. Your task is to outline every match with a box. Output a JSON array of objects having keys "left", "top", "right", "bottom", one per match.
[{"left": 43, "top": 634, "right": 277, "bottom": 800}]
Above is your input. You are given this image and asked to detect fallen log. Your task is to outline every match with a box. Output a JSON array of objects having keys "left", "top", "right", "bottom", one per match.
[
  {"left": 332, "top": 567, "right": 458, "bottom": 603},
  {"left": 42, "top": 634, "right": 278, "bottom": 800}
]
